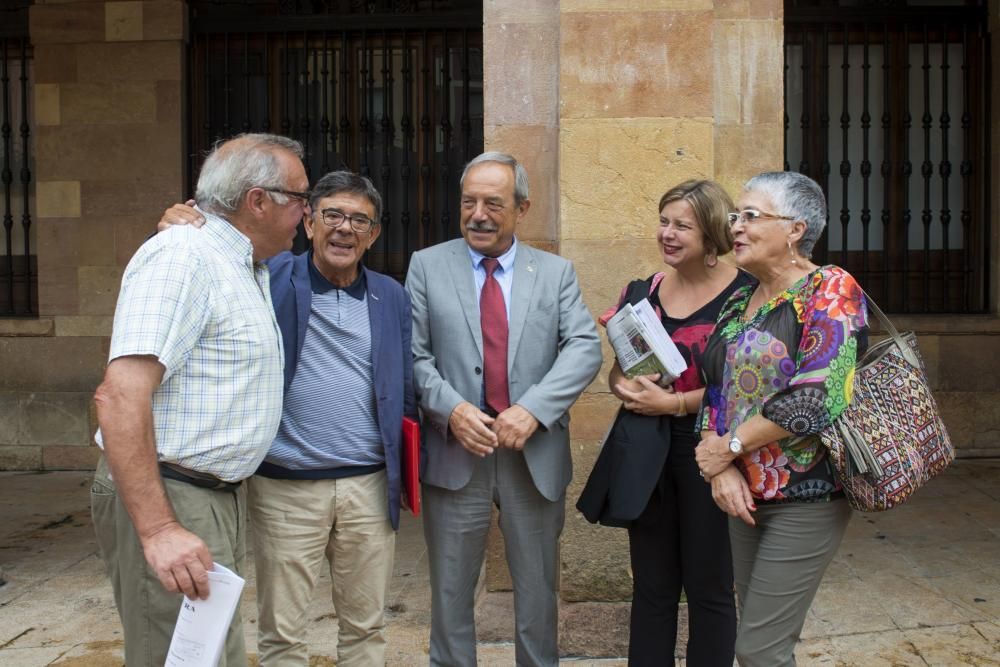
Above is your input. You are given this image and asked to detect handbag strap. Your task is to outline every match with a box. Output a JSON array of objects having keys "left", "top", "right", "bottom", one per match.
[{"left": 859, "top": 288, "right": 920, "bottom": 369}]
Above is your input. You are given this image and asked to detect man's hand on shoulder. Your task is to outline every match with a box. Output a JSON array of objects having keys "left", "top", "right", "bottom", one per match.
[
  {"left": 447, "top": 401, "right": 497, "bottom": 457},
  {"left": 140, "top": 520, "right": 214, "bottom": 599},
  {"left": 493, "top": 404, "right": 539, "bottom": 451},
  {"left": 157, "top": 199, "right": 205, "bottom": 233}
]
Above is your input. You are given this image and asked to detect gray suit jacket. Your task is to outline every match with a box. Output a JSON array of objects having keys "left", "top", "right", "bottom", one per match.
[{"left": 405, "top": 238, "right": 602, "bottom": 501}]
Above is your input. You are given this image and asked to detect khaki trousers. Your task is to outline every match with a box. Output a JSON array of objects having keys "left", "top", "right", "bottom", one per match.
[
  {"left": 248, "top": 471, "right": 396, "bottom": 667},
  {"left": 90, "top": 455, "right": 248, "bottom": 667}
]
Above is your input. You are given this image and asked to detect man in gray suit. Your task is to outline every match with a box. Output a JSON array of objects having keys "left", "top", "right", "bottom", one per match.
[{"left": 405, "top": 152, "right": 603, "bottom": 666}]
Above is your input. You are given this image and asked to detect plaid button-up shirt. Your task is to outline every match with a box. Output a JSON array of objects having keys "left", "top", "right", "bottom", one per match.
[{"left": 96, "top": 212, "right": 284, "bottom": 481}]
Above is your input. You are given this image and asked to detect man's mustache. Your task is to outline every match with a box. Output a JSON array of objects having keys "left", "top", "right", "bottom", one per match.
[{"left": 466, "top": 221, "right": 498, "bottom": 233}]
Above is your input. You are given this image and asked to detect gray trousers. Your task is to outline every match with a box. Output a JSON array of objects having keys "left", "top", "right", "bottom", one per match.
[
  {"left": 422, "top": 448, "right": 565, "bottom": 667},
  {"left": 729, "top": 497, "right": 851, "bottom": 667},
  {"left": 90, "top": 455, "right": 248, "bottom": 667}
]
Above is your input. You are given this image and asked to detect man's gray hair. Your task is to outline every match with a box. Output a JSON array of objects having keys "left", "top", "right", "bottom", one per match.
[
  {"left": 310, "top": 171, "right": 383, "bottom": 224},
  {"left": 743, "top": 171, "right": 827, "bottom": 258},
  {"left": 460, "top": 152, "right": 530, "bottom": 205},
  {"left": 196, "top": 133, "right": 305, "bottom": 215}
]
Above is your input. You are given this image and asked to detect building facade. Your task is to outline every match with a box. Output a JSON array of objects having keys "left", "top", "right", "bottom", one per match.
[{"left": 1, "top": 0, "right": 997, "bottom": 642}]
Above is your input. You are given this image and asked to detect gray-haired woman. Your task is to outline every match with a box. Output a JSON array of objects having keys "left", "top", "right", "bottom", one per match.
[{"left": 694, "top": 171, "right": 869, "bottom": 666}]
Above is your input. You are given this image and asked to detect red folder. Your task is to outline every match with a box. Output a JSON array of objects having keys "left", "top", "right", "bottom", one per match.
[{"left": 402, "top": 416, "right": 421, "bottom": 516}]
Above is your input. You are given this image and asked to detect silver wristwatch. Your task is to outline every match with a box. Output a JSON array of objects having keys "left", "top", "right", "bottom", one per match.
[{"left": 728, "top": 432, "right": 744, "bottom": 456}]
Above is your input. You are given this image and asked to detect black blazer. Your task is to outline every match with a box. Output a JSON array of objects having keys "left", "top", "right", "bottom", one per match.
[{"left": 576, "top": 276, "right": 672, "bottom": 528}]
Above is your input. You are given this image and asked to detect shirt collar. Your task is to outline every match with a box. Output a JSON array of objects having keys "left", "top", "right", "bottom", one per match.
[
  {"left": 198, "top": 207, "right": 255, "bottom": 266},
  {"left": 467, "top": 237, "right": 518, "bottom": 273},
  {"left": 307, "top": 252, "right": 367, "bottom": 300}
]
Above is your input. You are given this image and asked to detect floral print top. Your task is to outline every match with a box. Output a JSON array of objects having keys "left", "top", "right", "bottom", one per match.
[{"left": 697, "top": 265, "right": 869, "bottom": 504}]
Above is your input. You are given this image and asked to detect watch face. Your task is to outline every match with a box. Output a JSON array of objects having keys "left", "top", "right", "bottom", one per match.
[{"left": 729, "top": 438, "right": 742, "bottom": 454}]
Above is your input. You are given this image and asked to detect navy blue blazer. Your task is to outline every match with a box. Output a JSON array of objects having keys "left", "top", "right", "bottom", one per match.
[{"left": 265, "top": 250, "right": 416, "bottom": 530}]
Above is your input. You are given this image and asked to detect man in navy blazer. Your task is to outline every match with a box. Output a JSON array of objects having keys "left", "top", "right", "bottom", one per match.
[{"left": 159, "top": 171, "right": 415, "bottom": 666}]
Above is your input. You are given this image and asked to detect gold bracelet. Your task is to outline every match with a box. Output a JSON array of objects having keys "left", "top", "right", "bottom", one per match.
[{"left": 675, "top": 390, "right": 686, "bottom": 417}]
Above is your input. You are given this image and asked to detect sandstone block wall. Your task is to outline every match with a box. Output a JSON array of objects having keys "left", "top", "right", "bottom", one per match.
[{"left": 0, "top": 0, "right": 188, "bottom": 470}]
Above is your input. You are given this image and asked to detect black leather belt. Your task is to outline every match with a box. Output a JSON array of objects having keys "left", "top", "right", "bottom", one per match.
[{"left": 159, "top": 462, "right": 242, "bottom": 492}]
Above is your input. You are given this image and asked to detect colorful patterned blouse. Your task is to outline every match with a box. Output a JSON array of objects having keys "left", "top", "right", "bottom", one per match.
[{"left": 698, "top": 266, "right": 869, "bottom": 504}]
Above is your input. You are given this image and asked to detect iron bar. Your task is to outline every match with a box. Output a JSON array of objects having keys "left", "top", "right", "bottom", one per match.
[
  {"left": 340, "top": 31, "right": 351, "bottom": 167},
  {"left": 960, "top": 23, "right": 972, "bottom": 311},
  {"left": 223, "top": 32, "right": 232, "bottom": 137},
  {"left": 321, "top": 31, "right": 330, "bottom": 173},
  {"left": 2, "top": 38, "right": 13, "bottom": 315},
  {"left": 861, "top": 23, "right": 872, "bottom": 285},
  {"left": 359, "top": 30, "right": 370, "bottom": 177},
  {"left": 902, "top": 22, "right": 911, "bottom": 310},
  {"left": 380, "top": 30, "right": 392, "bottom": 273},
  {"left": 939, "top": 23, "right": 951, "bottom": 308},
  {"left": 401, "top": 29, "right": 413, "bottom": 275},
  {"left": 440, "top": 30, "right": 452, "bottom": 241},
  {"left": 420, "top": 30, "right": 432, "bottom": 247},
  {"left": 300, "top": 30, "right": 310, "bottom": 178},
  {"left": 881, "top": 22, "right": 891, "bottom": 306},
  {"left": 17, "top": 36, "right": 29, "bottom": 313},
  {"left": 839, "top": 22, "right": 850, "bottom": 267},
  {"left": 461, "top": 29, "right": 471, "bottom": 162},
  {"left": 799, "top": 26, "right": 811, "bottom": 175},
  {"left": 263, "top": 33, "right": 271, "bottom": 132},
  {"left": 920, "top": 23, "right": 932, "bottom": 312},
  {"left": 281, "top": 32, "right": 292, "bottom": 138},
  {"left": 243, "top": 33, "right": 252, "bottom": 132}
]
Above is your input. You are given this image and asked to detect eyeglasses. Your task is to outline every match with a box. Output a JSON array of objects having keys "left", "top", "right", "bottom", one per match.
[
  {"left": 727, "top": 209, "right": 797, "bottom": 227},
  {"left": 263, "top": 188, "right": 312, "bottom": 206},
  {"left": 319, "top": 208, "right": 377, "bottom": 233}
]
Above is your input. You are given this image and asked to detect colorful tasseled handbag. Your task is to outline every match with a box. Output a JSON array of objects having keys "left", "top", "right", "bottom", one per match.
[{"left": 819, "top": 292, "right": 955, "bottom": 512}]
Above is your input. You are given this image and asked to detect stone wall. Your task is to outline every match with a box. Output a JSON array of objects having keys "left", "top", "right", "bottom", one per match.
[
  {"left": 557, "top": 0, "right": 784, "bottom": 605},
  {"left": 0, "top": 0, "right": 188, "bottom": 470}
]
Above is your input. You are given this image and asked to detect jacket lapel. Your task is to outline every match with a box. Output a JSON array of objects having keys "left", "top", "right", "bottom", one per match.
[
  {"left": 507, "top": 243, "right": 537, "bottom": 369},
  {"left": 364, "top": 266, "right": 384, "bottom": 381},
  {"left": 449, "top": 242, "right": 483, "bottom": 358}
]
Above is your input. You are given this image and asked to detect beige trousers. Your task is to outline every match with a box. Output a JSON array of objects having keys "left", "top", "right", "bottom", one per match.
[
  {"left": 248, "top": 471, "right": 396, "bottom": 666},
  {"left": 90, "top": 455, "right": 248, "bottom": 667}
]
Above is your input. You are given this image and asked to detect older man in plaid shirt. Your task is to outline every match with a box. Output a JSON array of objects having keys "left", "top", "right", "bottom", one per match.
[{"left": 91, "top": 133, "right": 310, "bottom": 667}]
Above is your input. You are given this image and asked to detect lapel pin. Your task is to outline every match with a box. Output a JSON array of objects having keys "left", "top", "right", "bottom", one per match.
[{"left": 527, "top": 266, "right": 535, "bottom": 273}]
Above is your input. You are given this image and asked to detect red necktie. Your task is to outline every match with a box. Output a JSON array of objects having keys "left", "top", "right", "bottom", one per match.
[{"left": 480, "top": 258, "right": 510, "bottom": 414}]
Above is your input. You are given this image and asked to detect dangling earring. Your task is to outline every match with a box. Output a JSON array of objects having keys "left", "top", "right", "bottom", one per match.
[
  {"left": 787, "top": 240, "right": 798, "bottom": 265},
  {"left": 704, "top": 251, "right": 718, "bottom": 268}
]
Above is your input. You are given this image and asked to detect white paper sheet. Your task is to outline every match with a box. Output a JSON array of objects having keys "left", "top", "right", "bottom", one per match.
[{"left": 165, "top": 562, "right": 245, "bottom": 667}]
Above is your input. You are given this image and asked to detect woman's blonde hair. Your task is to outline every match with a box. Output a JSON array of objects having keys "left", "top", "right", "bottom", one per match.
[{"left": 658, "top": 179, "right": 735, "bottom": 258}]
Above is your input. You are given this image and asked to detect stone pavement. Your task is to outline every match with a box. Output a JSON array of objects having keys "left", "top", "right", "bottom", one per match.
[{"left": 1, "top": 460, "right": 998, "bottom": 666}]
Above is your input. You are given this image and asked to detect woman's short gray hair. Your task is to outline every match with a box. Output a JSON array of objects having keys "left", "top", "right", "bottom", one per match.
[
  {"left": 196, "top": 133, "right": 305, "bottom": 215},
  {"left": 460, "top": 152, "right": 530, "bottom": 205},
  {"left": 309, "top": 171, "right": 383, "bottom": 224},
  {"left": 743, "top": 171, "right": 827, "bottom": 258}
]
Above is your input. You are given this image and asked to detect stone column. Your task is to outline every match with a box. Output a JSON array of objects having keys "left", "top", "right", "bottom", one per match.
[
  {"left": 0, "top": 0, "right": 188, "bottom": 470},
  {"left": 480, "top": 0, "right": 562, "bottom": 592},
  {"left": 556, "top": 0, "right": 783, "bottom": 652}
]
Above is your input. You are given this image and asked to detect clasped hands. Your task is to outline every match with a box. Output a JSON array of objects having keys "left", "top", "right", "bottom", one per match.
[
  {"left": 448, "top": 401, "right": 539, "bottom": 456},
  {"left": 611, "top": 372, "right": 674, "bottom": 416},
  {"left": 696, "top": 432, "right": 757, "bottom": 526}
]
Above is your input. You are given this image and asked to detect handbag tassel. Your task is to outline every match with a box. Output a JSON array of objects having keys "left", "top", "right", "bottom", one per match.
[{"left": 837, "top": 420, "right": 884, "bottom": 478}]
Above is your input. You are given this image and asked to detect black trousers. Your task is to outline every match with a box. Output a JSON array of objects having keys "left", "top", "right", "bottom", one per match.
[{"left": 627, "top": 430, "right": 737, "bottom": 666}]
